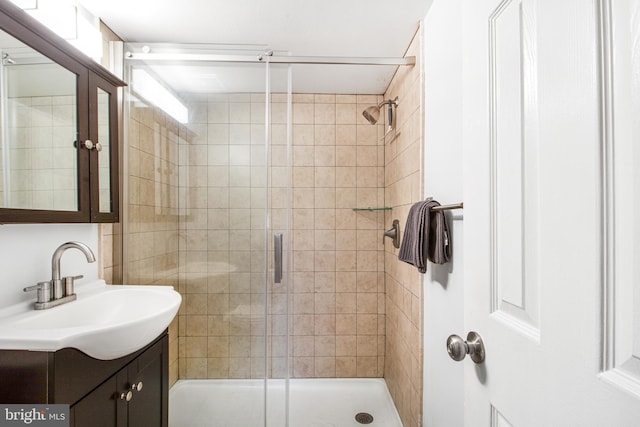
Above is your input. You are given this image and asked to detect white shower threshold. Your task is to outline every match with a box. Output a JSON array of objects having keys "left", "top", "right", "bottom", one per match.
[{"left": 169, "top": 378, "right": 403, "bottom": 427}]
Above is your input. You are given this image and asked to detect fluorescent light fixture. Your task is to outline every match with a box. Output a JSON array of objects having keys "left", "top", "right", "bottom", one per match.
[
  {"left": 28, "top": 5, "right": 77, "bottom": 39},
  {"left": 132, "top": 69, "right": 189, "bottom": 124}
]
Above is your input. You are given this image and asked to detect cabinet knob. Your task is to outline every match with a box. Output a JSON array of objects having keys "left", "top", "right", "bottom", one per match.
[
  {"left": 131, "top": 381, "right": 143, "bottom": 392},
  {"left": 120, "top": 391, "right": 133, "bottom": 401},
  {"left": 84, "top": 140, "right": 103, "bottom": 151}
]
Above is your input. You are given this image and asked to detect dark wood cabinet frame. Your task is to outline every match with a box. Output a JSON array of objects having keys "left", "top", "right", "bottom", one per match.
[{"left": 0, "top": 0, "right": 125, "bottom": 223}]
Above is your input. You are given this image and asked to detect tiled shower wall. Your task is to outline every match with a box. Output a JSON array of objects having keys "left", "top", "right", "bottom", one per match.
[
  {"left": 126, "top": 98, "right": 182, "bottom": 385},
  {"left": 289, "top": 94, "right": 386, "bottom": 378},
  {"left": 177, "top": 93, "right": 387, "bottom": 380},
  {"left": 383, "top": 29, "right": 424, "bottom": 427}
]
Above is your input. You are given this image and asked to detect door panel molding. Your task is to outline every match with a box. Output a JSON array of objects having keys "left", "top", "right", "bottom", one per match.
[
  {"left": 488, "top": 0, "right": 540, "bottom": 341},
  {"left": 599, "top": 0, "right": 640, "bottom": 399},
  {"left": 490, "top": 405, "right": 514, "bottom": 427}
]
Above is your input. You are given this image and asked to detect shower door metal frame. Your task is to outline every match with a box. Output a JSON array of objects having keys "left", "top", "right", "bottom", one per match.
[
  {"left": 125, "top": 51, "right": 416, "bottom": 66},
  {"left": 263, "top": 59, "right": 294, "bottom": 427}
]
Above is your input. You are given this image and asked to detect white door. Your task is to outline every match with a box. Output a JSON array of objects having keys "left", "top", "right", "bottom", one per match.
[{"left": 459, "top": 0, "right": 640, "bottom": 425}]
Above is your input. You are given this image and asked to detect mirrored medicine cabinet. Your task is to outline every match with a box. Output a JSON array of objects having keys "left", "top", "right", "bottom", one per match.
[{"left": 0, "top": 1, "right": 125, "bottom": 223}]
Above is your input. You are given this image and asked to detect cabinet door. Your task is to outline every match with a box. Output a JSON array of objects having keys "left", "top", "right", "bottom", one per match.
[
  {"left": 66, "top": 333, "right": 167, "bottom": 427},
  {"left": 0, "top": 1, "right": 125, "bottom": 223},
  {"left": 0, "top": 28, "right": 91, "bottom": 223},
  {"left": 70, "top": 370, "right": 127, "bottom": 427},
  {"left": 127, "top": 337, "right": 167, "bottom": 427},
  {"left": 88, "top": 73, "right": 119, "bottom": 222}
]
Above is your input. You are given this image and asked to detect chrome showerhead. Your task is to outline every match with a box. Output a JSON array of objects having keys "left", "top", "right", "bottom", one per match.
[
  {"left": 362, "top": 105, "right": 380, "bottom": 125},
  {"left": 361, "top": 97, "right": 399, "bottom": 131}
]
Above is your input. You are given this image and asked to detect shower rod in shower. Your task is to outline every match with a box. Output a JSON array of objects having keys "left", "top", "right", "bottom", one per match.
[{"left": 125, "top": 51, "right": 416, "bottom": 66}]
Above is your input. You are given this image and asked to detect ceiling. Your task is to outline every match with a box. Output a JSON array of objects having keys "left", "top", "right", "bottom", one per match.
[{"left": 77, "top": 0, "right": 432, "bottom": 94}]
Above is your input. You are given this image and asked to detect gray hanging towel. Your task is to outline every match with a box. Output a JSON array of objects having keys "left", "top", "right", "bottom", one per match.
[
  {"left": 398, "top": 199, "right": 450, "bottom": 273},
  {"left": 427, "top": 201, "right": 451, "bottom": 265}
]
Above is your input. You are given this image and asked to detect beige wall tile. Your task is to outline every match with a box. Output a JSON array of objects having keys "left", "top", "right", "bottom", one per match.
[
  {"left": 185, "top": 358, "right": 207, "bottom": 378},
  {"left": 292, "top": 167, "right": 315, "bottom": 187},
  {"left": 336, "top": 103, "right": 356, "bottom": 124},
  {"left": 314, "top": 271, "right": 336, "bottom": 292},
  {"left": 315, "top": 293, "right": 336, "bottom": 314},
  {"left": 315, "top": 357, "right": 336, "bottom": 377},
  {"left": 314, "top": 314, "right": 336, "bottom": 335},
  {"left": 293, "top": 103, "right": 314, "bottom": 124},
  {"left": 186, "top": 315, "right": 208, "bottom": 336},
  {"left": 336, "top": 314, "right": 356, "bottom": 335},
  {"left": 293, "top": 146, "right": 314, "bottom": 166},
  {"left": 336, "top": 356, "right": 356, "bottom": 377},
  {"left": 229, "top": 358, "right": 250, "bottom": 378},
  {"left": 313, "top": 145, "right": 335, "bottom": 166},
  {"left": 293, "top": 314, "right": 314, "bottom": 335},
  {"left": 336, "top": 125, "right": 356, "bottom": 145},
  {"left": 314, "top": 94, "right": 335, "bottom": 104},
  {"left": 294, "top": 335, "right": 315, "bottom": 357},
  {"left": 293, "top": 357, "right": 314, "bottom": 377},
  {"left": 356, "top": 356, "right": 378, "bottom": 377},
  {"left": 314, "top": 104, "right": 336, "bottom": 125},
  {"left": 336, "top": 335, "right": 357, "bottom": 356},
  {"left": 315, "top": 125, "right": 336, "bottom": 146},
  {"left": 207, "top": 357, "right": 229, "bottom": 378}
]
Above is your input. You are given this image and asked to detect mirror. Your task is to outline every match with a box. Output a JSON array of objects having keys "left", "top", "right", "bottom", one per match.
[
  {"left": 0, "top": 28, "right": 78, "bottom": 211},
  {"left": 97, "top": 87, "right": 111, "bottom": 213}
]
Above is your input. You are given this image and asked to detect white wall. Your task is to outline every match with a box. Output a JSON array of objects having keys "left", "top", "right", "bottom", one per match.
[
  {"left": 422, "top": 0, "right": 464, "bottom": 426},
  {"left": 0, "top": 224, "right": 99, "bottom": 308}
]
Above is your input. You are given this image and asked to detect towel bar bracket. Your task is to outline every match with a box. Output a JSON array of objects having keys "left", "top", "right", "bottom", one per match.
[{"left": 383, "top": 219, "right": 400, "bottom": 249}]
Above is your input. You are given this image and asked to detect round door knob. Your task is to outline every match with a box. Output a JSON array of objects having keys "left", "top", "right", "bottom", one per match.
[
  {"left": 131, "top": 381, "right": 143, "bottom": 392},
  {"left": 95, "top": 142, "right": 103, "bottom": 152},
  {"left": 120, "top": 391, "right": 133, "bottom": 401},
  {"left": 447, "top": 334, "right": 467, "bottom": 361},
  {"left": 446, "top": 331, "right": 485, "bottom": 364}
]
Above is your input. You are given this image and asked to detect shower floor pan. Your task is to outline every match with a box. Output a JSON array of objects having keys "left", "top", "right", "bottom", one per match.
[{"left": 169, "top": 378, "right": 402, "bottom": 427}]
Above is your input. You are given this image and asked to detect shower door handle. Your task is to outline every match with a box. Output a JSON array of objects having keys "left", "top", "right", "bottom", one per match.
[{"left": 274, "top": 233, "right": 283, "bottom": 284}]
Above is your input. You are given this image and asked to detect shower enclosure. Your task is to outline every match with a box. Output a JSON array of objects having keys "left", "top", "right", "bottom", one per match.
[
  {"left": 123, "top": 44, "right": 293, "bottom": 426},
  {"left": 122, "top": 44, "right": 410, "bottom": 426}
]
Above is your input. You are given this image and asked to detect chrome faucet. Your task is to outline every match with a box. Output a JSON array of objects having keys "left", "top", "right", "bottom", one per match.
[{"left": 23, "top": 241, "right": 96, "bottom": 310}]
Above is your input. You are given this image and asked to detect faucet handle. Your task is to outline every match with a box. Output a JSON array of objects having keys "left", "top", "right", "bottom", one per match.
[
  {"left": 63, "top": 275, "right": 83, "bottom": 296},
  {"left": 23, "top": 281, "right": 52, "bottom": 303},
  {"left": 23, "top": 282, "right": 44, "bottom": 292}
]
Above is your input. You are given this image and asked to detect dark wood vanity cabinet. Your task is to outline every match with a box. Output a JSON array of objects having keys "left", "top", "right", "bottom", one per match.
[
  {"left": 0, "top": 332, "right": 168, "bottom": 427},
  {"left": 70, "top": 334, "right": 167, "bottom": 427}
]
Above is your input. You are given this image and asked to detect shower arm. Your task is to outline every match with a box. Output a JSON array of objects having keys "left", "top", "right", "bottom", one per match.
[{"left": 378, "top": 97, "right": 398, "bottom": 129}]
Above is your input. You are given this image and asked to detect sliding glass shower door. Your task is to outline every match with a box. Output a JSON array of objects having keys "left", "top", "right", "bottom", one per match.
[{"left": 123, "top": 45, "right": 291, "bottom": 426}]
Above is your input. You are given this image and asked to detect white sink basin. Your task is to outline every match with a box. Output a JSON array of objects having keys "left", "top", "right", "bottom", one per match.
[{"left": 0, "top": 280, "right": 181, "bottom": 360}]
